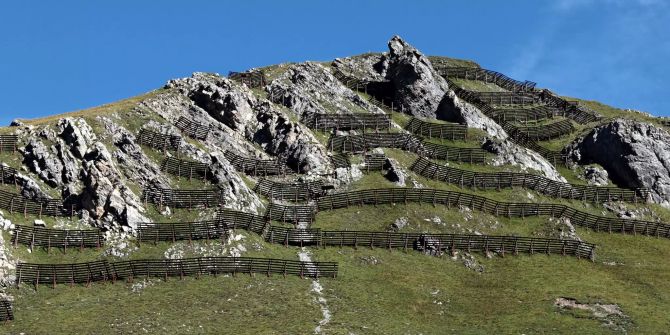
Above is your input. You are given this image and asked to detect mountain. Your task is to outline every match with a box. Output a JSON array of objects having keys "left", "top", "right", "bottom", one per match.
[{"left": 0, "top": 35, "right": 669, "bottom": 334}]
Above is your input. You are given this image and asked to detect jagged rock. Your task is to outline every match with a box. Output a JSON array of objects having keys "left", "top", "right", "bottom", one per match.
[
  {"left": 335, "top": 166, "right": 363, "bottom": 186},
  {"left": 438, "top": 90, "right": 508, "bottom": 139},
  {"left": 385, "top": 36, "right": 448, "bottom": 118},
  {"left": 22, "top": 139, "right": 64, "bottom": 187},
  {"left": 187, "top": 80, "right": 255, "bottom": 132},
  {"left": 484, "top": 138, "right": 566, "bottom": 182},
  {"left": 9, "top": 119, "right": 24, "bottom": 127},
  {"left": 332, "top": 53, "right": 389, "bottom": 82},
  {"left": 568, "top": 119, "right": 670, "bottom": 206},
  {"left": 383, "top": 158, "right": 406, "bottom": 186},
  {"left": 0, "top": 232, "right": 16, "bottom": 287},
  {"left": 58, "top": 117, "right": 97, "bottom": 159},
  {"left": 33, "top": 219, "right": 46, "bottom": 227},
  {"left": 80, "top": 142, "right": 149, "bottom": 230},
  {"left": 545, "top": 217, "right": 581, "bottom": 241},
  {"left": 583, "top": 166, "right": 609, "bottom": 186},
  {"left": 390, "top": 217, "right": 409, "bottom": 231}
]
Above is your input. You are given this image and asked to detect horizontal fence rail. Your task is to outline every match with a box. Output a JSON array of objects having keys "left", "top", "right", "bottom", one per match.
[
  {"left": 265, "top": 203, "right": 316, "bottom": 225},
  {"left": 137, "top": 220, "right": 232, "bottom": 243},
  {"left": 306, "top": 113, "right": 392, "bottom": 131},
  {"left": 175, "top": 116, "right": 211, "bottom": 140},
  {"left": 471, "top": 91, "right": 540, "bottom": 106},
  {"left": 16, "top": 256, "right": 338, "bottom": 287},
  {"left": 515, "top": 119, "right": 575, "bottom": 141},
  {"left": 0, "top": 189, "right": 75, "bottom": 217},
  {"left": 316, "top": 188, "right": 670, "bottom": 238},
  {"left": 0, "top": 300, "right": 12, "bottom": 321},
  {"left": 489, "top": 105, "right": 558, "bottom": 123},
  {"left": 265, "top": 227, "right": 595, "bottom": 260},
  {"left": 405, "top": 118, "right": 468, "bottom": 140},
  {"left": 537, "top": 90, "right": 601, "bottom": 124},
  {"left": 0, "top": 164, "right": 19, "bottom": 185},
  {"left": 0, "top": 134, "right": 18, "bottom": 153},
  {"left": 228, "top": 71, "right": 267, "bottom": 88},
  {"left": 136, "top": 129, "right": 181, "bottom": 151},
  {"left": 364, "top": 153, "right": 386, "bottom": 172},
  {"left": 254, "top": 178, "right": 325, "bottom": 202},
  {"left": 160, "top": 157, "right": 211, "bottom": 181},
  {"left": 142, "top": 186, "right": 225, "bottom": 209},
  {"left": 223, "top": 150, "right": 290, "bottom": 176},
  {"left": 410, "top": 157, "right": 648, "bottom": 203},
  {"left": 437, "top": 66, "right": 537, "bottom": 92},
  {"left": 330, "top": 153, "right": 350, "bottom": 169},
  {"left": 12, "top": 225, "right": 103, "bottom": 251}
]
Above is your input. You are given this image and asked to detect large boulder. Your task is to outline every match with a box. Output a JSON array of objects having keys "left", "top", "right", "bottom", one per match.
[
  {"left": 385, "top": 36, "right": 448, "bottom": 119},
  {"left": 484, "top": 138, "right": 566, "bottom": 182},
  {"left": 568, "top": 119, "right": 670, "bottom": 206}
]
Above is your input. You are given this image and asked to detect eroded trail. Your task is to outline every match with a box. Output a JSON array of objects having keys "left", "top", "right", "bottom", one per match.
[{"left": 298, "top": 248, "right": 332, "bottom": 334}]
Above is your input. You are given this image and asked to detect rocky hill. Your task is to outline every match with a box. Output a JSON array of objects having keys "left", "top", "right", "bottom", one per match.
[{"left": 0, "top": 36, "right": 669, "bottom": 334}]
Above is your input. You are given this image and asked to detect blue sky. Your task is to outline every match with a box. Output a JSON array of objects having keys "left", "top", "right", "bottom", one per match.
[{"left": 1, "top": 0, "right": 668, "bottom": 125}]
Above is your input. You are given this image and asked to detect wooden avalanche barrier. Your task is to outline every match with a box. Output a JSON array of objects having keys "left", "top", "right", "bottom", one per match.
[
  {"left": 142, "top": 186, "right": 225, "bottom": 209},
  {"left": 175, "top": 116, "right": 211, "bottom": 140},
  {"left": 228, "top": 70, "right": 267, "bottom": 88},
  {"left": 136, "top": 129, "right": 181, "bottom": 151},
  {"left": 316, "top": 188, "right": 670, "bottom": 238},
  {"left": 0, "top": 189, "right": 76, "bottom": 218},
  {"left": 265, "top": 203, "right": 316, "bottom": 225},
  {"left": 254, "top": 178, "right": 325, "bottom": 201},
  {"left": 306, "top": 113, "right": 392, "bottom": 131},
  {"left": 515, "top": 119, "right": 575, "bottom": 141},
  {"left": 16, "top": 256, "right": 338, "bottom": 287},
  {"left": 0, "top": 300, "right": 12, "bottom": 321},
  {"left": 410, "top": 157, "right": 648, "bottom": 203},
  {"left": 223, "top": 150, "right": 290, "bottom": 176},
  {"left": 436, "top": 66, "right": 537, "bottom": 92},
  {"left": 0, "top": 135, "right": 18, "bottom": 153},
  {"left": 12, "top": 225, "right": 103, "bottom": 251},
  {"left": 160, "top": 157, "right": 211, "bottom": 180},
  {"left": 405, "top": 117, "right": 468, "bottom": 140}
]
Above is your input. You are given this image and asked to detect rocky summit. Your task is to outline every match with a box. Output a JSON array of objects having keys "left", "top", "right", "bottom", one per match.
[{"left": 0, "top": 35, "right": 669, "bottom": 334}]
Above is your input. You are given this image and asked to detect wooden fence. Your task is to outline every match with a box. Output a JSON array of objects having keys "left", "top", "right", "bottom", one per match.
[
  {"left": 0, "top": 300, "right": 12, "bottom": 321},
  {"left": 515, "top": 119, "right": 575, "bottom": 141},
  {"left": 0, "top": 189, "right": 75, "bottom": 218},
  {"left": 142, "top": 186, "right": 225, "bottom": 209},
  {"left": 537, "top": 90, "right": 601, "bottom": 124},
  {"left": 472, "top": 91, "right": 541, "bottom": 106},
  {"left": 160, "top": 157, "right": 211, "bottom": 181},
  {"left": 328, "top": 133, "right": 488, "bottom": 164},
  {"left": 175, "top": 116, "right": 210, "bottom": 140},
  {"left": 254, "top": 178, "right": 325, "bottom": 201},
  {"left": 316, "top": 188, "right": 670, "bottom": 238},
  {"left": 217, "top": 208, "right": 269, "bottom": 234},
  {"left": 228, "top": 71, "right": 267, "bottom": 88},
  {"left": 223, "top": 150, "right": 290, "bottom": 176},
  {"left": 306, "top": 113, "right": 392, "bottom": 131},
  {"left": 0, "top": 135, "right": 18, "bottom": 153},
  {"left": 12, "top": 225, "right": 103, "bottom": 251},
  {"left": 410, "top": 157, "right": 648, "bottom": 203},
  {"left": 489, "top": 105, "right": 557, "bottom": 123},
  {"left": 405, "top": 117, "right": 468, "bottom": 140},
  {"left": 136, "top": 129, "right": 181, "bottom": 151},
  {"left": 265, "top": 203, "right": 316, "bottom": 225},
  {"left": 0, "top": 164, "right": 19, "bottom": 186},
  {"left": 436, "top": 66, "right": 537, "bottom": 92},
  {"left": 265, "top": 226, "right": 595, "bottom": 259},
  {"left": 16, "top": 256, "right": 338, "bottom": 287},
  {"left": 330, "top": 153, "right": 350, "bottom": 169},
  {"left": 137, "top": 220, "right": 232, "bottom": 244},
  {"left": 364, "top": 153, "right": 386, "bottom": 172}
]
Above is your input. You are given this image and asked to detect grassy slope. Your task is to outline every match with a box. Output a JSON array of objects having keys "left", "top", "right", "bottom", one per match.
[{"left": 2, "top": 64, "right": 670, "bottom": 335}]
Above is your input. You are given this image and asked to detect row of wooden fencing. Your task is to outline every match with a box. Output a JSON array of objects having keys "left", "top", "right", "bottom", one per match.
[
  {"left": 0, "top": 134, "right": 18, "bottom": 153},
  {"left": 515, "top": 119, "right": 575, "bottom": 141},
  {"left": 536, "top": 90, "right": 602, "bottom": 124},
  {"left": 328, "top": 133, "right": 488, "bottom": 164},
  {"left": 330, "top": 153, "right": 350, "bottom": 168},
  {"left": 364, "top": 153, "right": 386, "bottom": 171},
  {"left": 142, "top": 186, "right": 225, "bottom": 209},
  {"left": 223, "top": 150, "right": 290, "bottom": 176},
  {"left": 404, "top": 117, "right": 468, "bottom": 140},
  {"left": 306, "top": 113, "right": 392, "bottom": 131},
  {"left": 265, "top": 226, "right": 595, "bottom": 259},
  {"left": 488, "top": 105, "right": 558, "bottom": 123},
  {"left": 446, "top": 79, "right": 568, "bottom": 166},
  {"left": 0, "top": 164, "right": 19, "bottom": 185},
  {"left": 410, "top": 157, "right": 648, "bottom": 203},
  {"left": 12, "top": 225, "right": 103, "bottom": 251},
  {"left": 254, "top": 178, "right": 325, "bottom": 201},
  {"left": 0, "top": 300, "right": 12, "bottom": 321},
  {"left": 315, "top": 188, "right": 670, "bottom": 238},
  {"left": 228, "top": 70, "right": 267, "bottom": 88},
  {"left": 331, "top": 68, "right": 410, "bottom": 114},
  {"left": 160, "top": 157, "right": 211, "bottom": 181},
  {"left": 265, "top": 203, "right": 316, "bottom": 225},
  {"left": 436, "top": 66, "right": 537, "bottom": 92},
  {"left": 136, "top": 129, "right": 181, "bottom": 152},
  {"left": 0, "top": 189, "right": 75, "bottom": 218},
  {"left": 16, "top": 256, "right": 339, "bottom": 288},
  {"left": 471, "top": 91, "right": 541, "bottom": 106},
  {"left": 175, "top": 116, "right": 210, "bottom": 140}
]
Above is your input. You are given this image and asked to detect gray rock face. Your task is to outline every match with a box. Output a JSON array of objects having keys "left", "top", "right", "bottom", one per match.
[
  {"left": 58, "top": 118, "right": 97, "bottom": 159},
  {"left": 438, "top": 91, "right": 508, "bottom": 139},
  {"left": 583, "top": 166, "right": 609, "bottom": 186},
  {"left": 332, "top": 53, "right": 389, "bottom": 82},
  {"left": 168, "top": 72, "right": 332, "bottom": 175},
  {"left": 568, "top": 119, "right": 670, "bottom": 206},
  {"left": 484, "top": 138, "right": 566, "bottom": 182},
  {"left": 383, "top": 158, "right": 406, "bottom": 187},
  {"left": 385, "top": 36, "right": 449, "bottom": 119},
  {"left": 22, "top": 139, "right": 64, "bottom": 187}
]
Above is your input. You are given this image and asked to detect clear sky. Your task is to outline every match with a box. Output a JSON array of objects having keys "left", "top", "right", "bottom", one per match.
[{"left": 1, "top": 0, "right": 668, "bottom": 125}]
